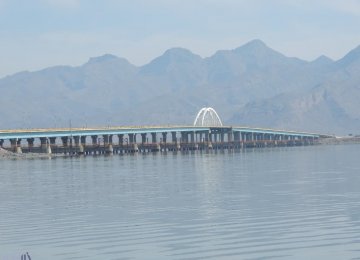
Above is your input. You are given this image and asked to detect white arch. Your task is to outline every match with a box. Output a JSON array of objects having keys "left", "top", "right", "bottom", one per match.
[{"left": 193, "top": 107, "right": 223, "bottom": 127}]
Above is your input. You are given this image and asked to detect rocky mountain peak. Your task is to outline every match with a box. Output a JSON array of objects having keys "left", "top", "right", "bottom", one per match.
[
  {"left": 336, "top": 44, "right": 360, "bottom": 67},
  {"left": 87, "top": 54, "right": 120, "bottom": 64}
]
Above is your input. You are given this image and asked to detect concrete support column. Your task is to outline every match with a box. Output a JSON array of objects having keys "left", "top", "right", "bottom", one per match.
[
  {"left": 118, "top": 134, "right": 124, "bottom": 145},
  {"left": 80, "top": 136, "right": 86, "bottom": 146},
  {"left": 128, "top": 134, "right": 135, "bottom": 144},
  {"left": 40, "top": 137, "right": 48, "bottom": 148},
  {"left": 104, "top": 135, "right": 109, "bottom": 145},
  {"left": 190, "top": 132, "right": 195, "bottom": 143},
  {"left": 9, "top": 139, "right": 17, "bottom": 150},
  {"left": 220, "top": 133, "right": 225, "bottom": 142},
  {"left": 199, "top": 133, "right": 203, "bottom": 142},
  {"left": 162, "top": 132, "right": 167, "bottom": 143},
  {"left": 0, "top": 139, "right": 4, "bottom": 147},
  {"left": 204, "top": 132, "right": 209, "bottom": 142},
  {"left": 171, "top": 132, "right": 177, "bottom": 143},
  {"left": 10, "top": 139, "right": 22, "bottom": 153},
  {"left": 102, "top": 135, "right": 112, "bottom": 153},
  {"left": 27, "top": 138, "right": 35, "bottom": 148},
  {"left": 141, "top": 133, "right": 147, "bottom": 144},
  {"left": 151, "top": 133, "right": 157, "bottom": 143},
  {"left": 49, "top": 137, "right": 56, "bottom": 146},
  {"left": 40, "top": 137, "right": 50, "bottom": 153},
  {"left": 61, "top": 137, "right": 69, "bottom": 147},
  {"left": 16, "top": 139, "right": 22, "bottom": 153},
  {"left": 209, "top": 132, "right": 213, "bottom": 142},
  {"left": 91, "top": 135, "right": 98, "bottom": 145},
  {"left": 213, "top": 133, "right": 218, "bottom": 142},
  {"left": 228, "top": 131, "right": 233, "bottom": 142},
  {"left": 234, "top": 132, "right": 240, "bottom": 142},
  {"left": 300, "top": 136, "right": 305, "bottom": 145},
  {"left": 103, "top": 135, "right": 113, "bottom": 145},
  {"left": 73, "top": 136, "right": 80, "bottom": 147},
  {"left": 180, "top": 132, "right": 185, "bottom": 143}
]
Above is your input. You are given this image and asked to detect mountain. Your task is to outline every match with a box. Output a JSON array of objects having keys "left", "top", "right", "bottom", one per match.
[
  {"left": 0, "top": 40, "right": 359, "bottom": 134},
  {"left": 229, "top": 44, "right": 360, "bottom": 135},
  {"left": 139, "top": 47, "right": 206, "bottom": 90}
]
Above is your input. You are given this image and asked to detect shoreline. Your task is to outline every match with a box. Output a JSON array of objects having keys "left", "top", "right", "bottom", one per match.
[{"left": 0, "top": 148, "right": 64, "bottom": 160}]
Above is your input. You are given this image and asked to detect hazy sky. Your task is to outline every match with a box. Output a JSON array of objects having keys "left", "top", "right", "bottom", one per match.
[{"left": 1, "top": 0, "right": 360, "bottom": 77}]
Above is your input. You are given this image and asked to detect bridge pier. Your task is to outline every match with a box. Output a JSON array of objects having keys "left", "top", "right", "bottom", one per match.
[
  {"left": 49, "top": 137, "right": 56, "bottom": 146},
  {"left": 162, "top": 132, "right": 167, "bottom": 144},
  {"left": 91, "top": 135, "right": 98, "bottom": 146},
  {"left": 141, "top": 133, "right": 147, "bottom": 144},
  {"left": 26, "top": 138, "right": 34, "bottom": 152},
  {"left": 151, "top": 133, "right": 157, "bottom": 143},
  {"left": 190, "top": 132, "right": 195, "bottom": 143},
  {"left": 39, "top": 137, "right": 52, "bottom": 154},
  {"left": 129, "top": 134, "right": 135, "bottom": 144},
  {"left": 61, "top": 136, "right": 68, "bottom": 147},
  {"left": 118, "top": 134, "right": 124, "bottom": 145},
  {"left": 80, "top": 136, "right": 86, "bottom": 146},
  {"left": 171, "top": 132, "right": 177, "bottom": 143},
  {"left": 9, "top": 139, "right": 22, "bottom": 153},
  {"left": 9, "top": 139, "right": 17, "bottom": 151}
]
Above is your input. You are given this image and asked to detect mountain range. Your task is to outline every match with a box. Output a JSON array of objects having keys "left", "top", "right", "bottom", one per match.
[{"left": 1, "top": 39, "right": 360, "bottom": 135}]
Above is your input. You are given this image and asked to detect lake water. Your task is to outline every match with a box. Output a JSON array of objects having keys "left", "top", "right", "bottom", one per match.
[{"left": 1, "top": 144, "right": 360, "bottom": 260}]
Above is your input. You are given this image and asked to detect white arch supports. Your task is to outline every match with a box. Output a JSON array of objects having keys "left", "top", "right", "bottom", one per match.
[{"left": 193, "top": 107, "right": 223, "bottom": 127}]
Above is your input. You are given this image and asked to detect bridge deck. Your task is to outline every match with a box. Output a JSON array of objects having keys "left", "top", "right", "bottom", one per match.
[{"left": 0, "top": 125, "right": 326, "bottom": 140}]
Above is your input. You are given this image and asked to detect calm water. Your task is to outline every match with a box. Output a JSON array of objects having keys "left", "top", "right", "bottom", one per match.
[{"left": 1, "top": 144, "right": 360, "bottom": 260}]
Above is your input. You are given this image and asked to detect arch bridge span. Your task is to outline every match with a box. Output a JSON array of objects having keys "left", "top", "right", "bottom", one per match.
[{"left": 0, "top": 125, "right": 330, "bottom": 155}]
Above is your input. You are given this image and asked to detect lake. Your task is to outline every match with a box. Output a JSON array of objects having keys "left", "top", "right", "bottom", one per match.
[{"left": 1, "top": 144, "right": 360, "bottom": 259}]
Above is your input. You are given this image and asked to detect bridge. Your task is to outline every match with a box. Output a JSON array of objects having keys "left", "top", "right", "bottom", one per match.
[{"left": 0, "top": 108, "right": 331, "bottom": 155}]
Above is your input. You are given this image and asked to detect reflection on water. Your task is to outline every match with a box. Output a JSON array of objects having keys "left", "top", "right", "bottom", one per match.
[{"left": 1, "top": 145, "right": 360, "bottom": 259}]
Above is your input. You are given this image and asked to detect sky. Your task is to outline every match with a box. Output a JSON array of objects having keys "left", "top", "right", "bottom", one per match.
[{"left": 1, "top": 0, "right": 360, "bottom": 77}]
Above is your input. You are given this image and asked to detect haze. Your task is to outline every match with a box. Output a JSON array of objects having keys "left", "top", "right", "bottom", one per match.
[{"left": 1, "top": 0, "right": 360, "bottom": 77}]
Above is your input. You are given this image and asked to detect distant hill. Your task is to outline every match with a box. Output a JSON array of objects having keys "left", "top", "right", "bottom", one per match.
[{"left": 0, "top": 39, "right": 360, "bottom": 135}]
